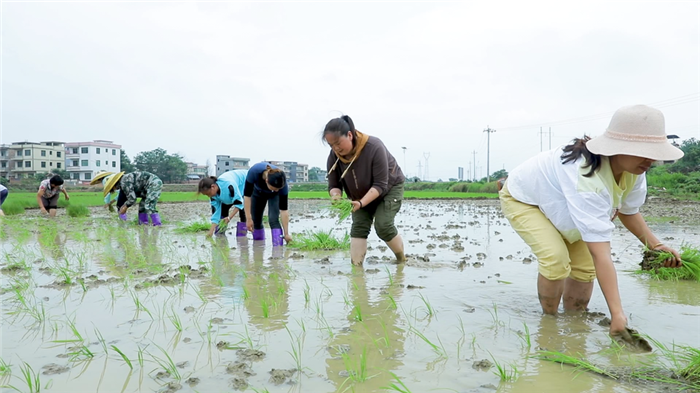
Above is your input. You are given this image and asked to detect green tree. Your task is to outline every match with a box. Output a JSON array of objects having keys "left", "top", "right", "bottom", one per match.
[
  {"left": 491, "top": 169, "right": 508, "bottom": 180},
  {"left": 120, "top": 149, "right": 136, "bottom": 173},
  {"left": 669, "top": 138, "right": 700, "bottom": 173},
  {"left": 133, "top": 148, "right": 187, "bottom": 183},
  {"left": 0, "top": 177, "right": 8, "bottom": 187},
  {"left": 308, "top": 166, "right": 323, "bottom": 182},
  {"left": 51, "top": 168, "right": 71, "bottom": 180}
]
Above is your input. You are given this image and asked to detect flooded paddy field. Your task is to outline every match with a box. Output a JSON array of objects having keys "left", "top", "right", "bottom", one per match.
[{"left": 1, "top": 199, "right": 699, "bottom": 393}]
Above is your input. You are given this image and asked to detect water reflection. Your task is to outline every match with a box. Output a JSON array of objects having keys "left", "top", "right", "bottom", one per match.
[
  {"left": 326, "top": 264, "right": 407, "bottom": 391},
  {"left": 242, "top": 242, "right": 291, "bottom": 332}
]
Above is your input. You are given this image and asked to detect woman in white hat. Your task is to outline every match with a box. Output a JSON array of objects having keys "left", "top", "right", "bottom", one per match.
[{"left": 499, "top": 104, "right": 683, "bottom": 338}]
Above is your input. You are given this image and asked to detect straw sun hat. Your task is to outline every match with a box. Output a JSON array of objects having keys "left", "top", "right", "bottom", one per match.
[
  {"left": 586, "top": 105, "right": 684, "bottom": 161},
  {"left": 89, "top": 171, "right": 114, "bottom": 186},
  {"left": 102, "top": 172, "right": 125, "bottom": 197}
]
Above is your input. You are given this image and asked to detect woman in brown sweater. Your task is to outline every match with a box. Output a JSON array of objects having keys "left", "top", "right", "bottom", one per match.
[{"left": 323, "top": 115, "right": 406, "bottom": 266}]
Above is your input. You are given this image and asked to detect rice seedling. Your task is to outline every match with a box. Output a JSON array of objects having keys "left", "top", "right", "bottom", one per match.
[
  {"left": 68, "top": 345, "right": 95, "bottom": 362},
  {"left": 284, "top": 325, "right": 304, "bottom": 371},
  {"left": 638, "top": 247, "right": 700, "bottom": 281},
  {"left": 386, "top": 293, "right": 397, "bottom": 310},
  {"left": 352, "top": 302, "right": 363, "bottom": 322},
  {"left": 0, "top": 358, "right": 10, "bottom": 377},
  {"left": 168, "top": 308, "right": 183, "bottom": 332},
  {"left": 384, "top": 265, "right": 394, "bottom": 286},
  {"left": 303, "top": 280, "right": 311, "bottom": 306},
  {"left": 94, "top": 328, "right": 109, "bottom": 355},
  {"left": 326, "top": 199, "right": 353, "bottom": 224},
  {"left": 517, "top": 322, "right": 531, "bottom": 351},
  {"left": 535, "top": 350, "right": 617, "bottom": 379},
  {"left": 488, "top": 352, "right": 520, "bottom": 382},
  {"left": 417, "top": 293, "right": 436, "bottom": 318},
  {"left": 338, "top": 346, "right": 377, "bottom": 389},
  {"left": 382, "top": 372, "right": 413, "bottom": 393},
  {"left": 261, "top": 296, "right": 271, "bottom": 318},
  {"left": 410, "top": 327, "right": 447, "bottom": 359},
  {"left": 147, "top": 343, "right": 181, "bottom": 380},
  {"left": 487, "top": 303, "right": 505, "bottom": 328},
  {"left": 251, "top": 388, "right": 271, "bottom": 393},
  {"left": 4, "top": 362, "right": 41, "bottom": 393},
  {"left": 288, "top": 229, "right": 350, "bottom": 251},
  {"left": 111, "top": 345, "right": 133, "bottom": 370},
  {"left": 66, "top": 204, "right": 90, "bottom": 217}
]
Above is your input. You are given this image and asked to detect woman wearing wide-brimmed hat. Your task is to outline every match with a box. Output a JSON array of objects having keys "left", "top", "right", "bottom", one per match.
[
  {"left": 103, "top": 171, "right": 163, "bottom": 226},
  {"left": 500, "top": 105, "right": 683, "bottom": 337},
  {"left": 197, "top": 169, "right": 248, "bottom": 238},
  {"left": 90, "top": 171, "right": 120, "bottom": 211}
]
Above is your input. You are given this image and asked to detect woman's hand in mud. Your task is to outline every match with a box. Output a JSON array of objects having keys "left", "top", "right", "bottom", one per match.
[
  {"left": 40, "top": 208, "right": 48, "bottom": 215},
  {"left": 655, "top": 244, "right": 682, "bottom": 267},
  {"left": 609, "top": 313, "right": 628, "bottom": 336},
  {"left": 119, "top": 205, "right": 128, "bottom": 215},
  {"left": 246, "top": 221, "right": 254, "bottom": 232},
  {"left": 284, "top": 234, "right": 293, "bottom": 244}
]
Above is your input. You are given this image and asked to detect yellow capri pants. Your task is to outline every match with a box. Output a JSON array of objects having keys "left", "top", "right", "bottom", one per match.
[{"left": 499, "top": 181, "right": 596, "bottom": 282}]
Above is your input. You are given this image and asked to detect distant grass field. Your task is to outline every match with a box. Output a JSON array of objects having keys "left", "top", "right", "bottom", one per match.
[{"left": 1, "top": 190, "right": 497, "bottom": 213}]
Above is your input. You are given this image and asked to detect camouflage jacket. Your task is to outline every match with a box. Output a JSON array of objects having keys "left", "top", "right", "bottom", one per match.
[{"left": 120, "top": 171, "right": 160, "bottom": 207}]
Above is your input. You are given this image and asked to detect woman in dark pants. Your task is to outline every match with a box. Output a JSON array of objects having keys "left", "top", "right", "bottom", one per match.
[
  {"left": 323, "top": 115, "right": 406, "bottom": 266},
  {"left": 243, "top": 162, "right": 292, "bottom": 246}
]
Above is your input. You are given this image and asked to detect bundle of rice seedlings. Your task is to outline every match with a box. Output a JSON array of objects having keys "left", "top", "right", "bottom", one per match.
[
  {"left": 1, "top": 201, "right": 25, "bottom": 216},
  {"left": 326, "top": 199, "right": 353, "bottom": 224},
  {"left": 174, "top": 220, "right": 211, "bottom": 233},
  {"left": 66, "top": 204, "right": 90, "bottom": 217},
  {"left": 639, "top": 247, "right": 700, "bottom": 282},
  {"left": 289, "top": 229, "right": 350, "bottom": 251}
]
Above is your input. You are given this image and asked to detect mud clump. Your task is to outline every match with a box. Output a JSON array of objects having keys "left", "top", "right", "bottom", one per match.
[
  {"left": 41, "top": 363, "right": 70, "bottom": 375},
  {"left": 598, "top": 318, "right": 653, "bottom": 352},
  {"left": 237, "top": 349, "right": 266, "bottom": 362},
  {"left": 226, "top": 361, "right": 256, "bottom": 378},
  {"left": 315, "top": 257, "right": 331, "bottom": 265},
  {"left": 162, "top": 382, "right": 182, "bottom": 393},
  {"left": 290, "top": 252, "right": 305, "bottom": 259},
  {"left": 472, "top": 359, "right": 493, "bottom": 371},
  {"left": 269, "top": 368, "right": 297, "bottom": 385},
  {"left": 230, "top": 378, "right": 248, "bottom": 391},
  {"left": 185, "top": 377, "right": 200, "bottom": 387},
  {"left": 210, "top": 317, "right": 225, "bottom": 324}
]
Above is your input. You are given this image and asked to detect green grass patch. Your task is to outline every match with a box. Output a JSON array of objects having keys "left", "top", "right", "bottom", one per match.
[
  {"left": 327, "top": 199, "right": 353, "bottom": 223},
  {"left": 638, "top": 247, "right": 700, "bottom": 282},
  {"left": 66, "top": 203, "right": 90, "bottom": 217},
  {"left": 1, "top": 201, "right": 25, "bottom": 216},
  {"left": 289, "top": 229, "right": 350, "bottom": 251},
  {"left": 288, "top": 191, "right": 498, "bottom": 199}
]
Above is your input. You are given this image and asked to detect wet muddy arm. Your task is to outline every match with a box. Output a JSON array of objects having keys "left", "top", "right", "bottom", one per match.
[
  {"left": 617, "top": 212, "right": 661, "bottom": 248},
  {"left": 586, "top": 241, "right": 626, "bottom": 332},
  {"left": 36, "top": 189, "right": 46, "bottom": 212},
  {"left": 280, "top": 210, "right": 290, "bottom": 236}
]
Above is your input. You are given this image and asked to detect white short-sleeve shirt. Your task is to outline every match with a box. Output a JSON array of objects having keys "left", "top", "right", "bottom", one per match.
[{"left": 506, "top": 147, "right": 646, "bottom": 243}]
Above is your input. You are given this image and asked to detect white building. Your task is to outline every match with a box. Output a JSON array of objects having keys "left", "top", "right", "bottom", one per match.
[
  {"left": 0, "top": 141, "right": 65, "bottom": 180},
  {"left": 216, "top": 155, "right": 250, "bottom": 176},
  {"left": 65, "top": 140, "right": 122, "bottom": 183}
]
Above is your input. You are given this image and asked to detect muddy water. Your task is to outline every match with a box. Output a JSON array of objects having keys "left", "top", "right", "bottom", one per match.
[{"left": 1, "top": 200, "right": 699, "bottom": 393}]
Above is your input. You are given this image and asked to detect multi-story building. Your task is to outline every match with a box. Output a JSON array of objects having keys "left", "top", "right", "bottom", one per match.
[
  {"left": 65, "top": 140, "right": 121, "bottom": 183},
  {"left": 186, "top": 162, "right": 209, "bottom": 180},
  {"left": 216, "top": 155, "right": 249, "bottom": 176},
  {"left": 1, "top": 141, "right": 65, "bottom": 180},
  {"left": 267, "top": 161, "right": 309, "bottom": 183}
]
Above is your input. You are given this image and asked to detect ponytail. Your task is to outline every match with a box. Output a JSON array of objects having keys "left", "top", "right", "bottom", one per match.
[
  {"left": 197, "top": 176, "right": 218, "bottom": 195},
  {"left": 322, "top": 114, "right": 358, "bottom": 146},
  {"left": 560, "top": 136, "right": 601, "bottom": 177}
]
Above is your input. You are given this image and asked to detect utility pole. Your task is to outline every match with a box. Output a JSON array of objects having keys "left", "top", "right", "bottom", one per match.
[
  {"left": 471, "top": 150, "right": 477, "bottom": 181},
  {"left": 401, "top": 147, "right": 407, "bottom": 177},
  {"left": 423, "top": 152, "right": 430, "bottom": 182},
  {"left": 468, "top": 162, "right": 472, "bottom": 182},
  {"left": 417, "top": 161, "right": 423, "bottom": 181},
  {"left": 484, "top": 126, "right": 496, "bottom": 183}
]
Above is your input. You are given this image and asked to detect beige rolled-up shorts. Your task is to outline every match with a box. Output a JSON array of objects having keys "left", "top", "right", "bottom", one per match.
[{"left": 499, "top": 181, "right": 596, "bottom": 282}]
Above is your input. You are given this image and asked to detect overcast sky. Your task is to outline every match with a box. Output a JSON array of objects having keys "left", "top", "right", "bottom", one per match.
[{"left": 2, "top": 1, "right": 698, "bottom": 181}]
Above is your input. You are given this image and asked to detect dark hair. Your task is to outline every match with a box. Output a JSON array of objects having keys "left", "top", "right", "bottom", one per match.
[
  {"left": 49, "top": 175, "right": 64, "bottom": 186},
  {"left": 560, "top": 136, "right": 601, "bottom": 177},
  {"left": 197, "top": 176, "right": 218, "bottom": 194},
  {"left": 322, "top": 115, "right": 357, "bottom": 146},
  {"left": 266, "top": 168, "right": 286, "bottom": 189}
]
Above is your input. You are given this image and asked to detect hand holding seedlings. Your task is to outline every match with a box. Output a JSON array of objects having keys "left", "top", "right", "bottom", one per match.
[{"left": 652, "top": 243, "right": 682, "bottom": 267}]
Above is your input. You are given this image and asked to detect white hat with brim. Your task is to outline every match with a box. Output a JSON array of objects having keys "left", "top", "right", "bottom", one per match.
[
  {"left": 103, "top": 172, "right": 125, "bottom": 197},
  {"left": 586, "top": 104, "right": 684, "bottom": 162}
]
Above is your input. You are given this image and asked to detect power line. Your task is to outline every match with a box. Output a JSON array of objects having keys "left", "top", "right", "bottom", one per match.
[{"left": 496, "top": 92, "right": 700, "bottom": 132}]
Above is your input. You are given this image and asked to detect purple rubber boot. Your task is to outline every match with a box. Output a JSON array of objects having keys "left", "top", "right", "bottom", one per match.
[
  {"left": 119, "top": 214, "right": 127, "bottom": 221},
  {"left": 271, "top": 228, "right": 284, "bottom": 247},
  {"left": 138, "top": 213, "right": 149, "bottom": 225},
  {"left": 236, "top": 222, "right": 247, "bottom": 237},
  {"left": 150, "top": 213, "right": 162, "bottom": 226},
  {"left": 252, "top": 228, "right": 265, "bottom": 241}
]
